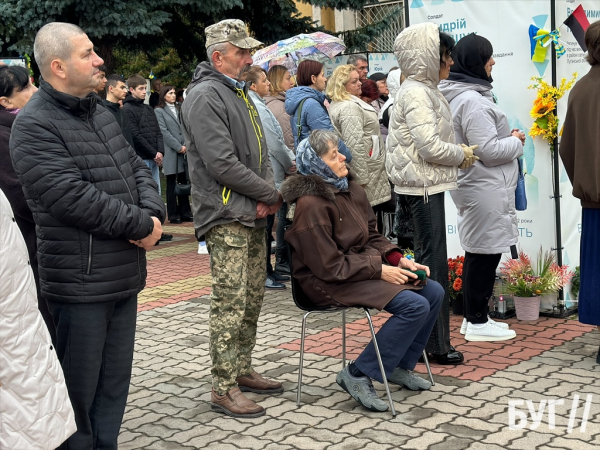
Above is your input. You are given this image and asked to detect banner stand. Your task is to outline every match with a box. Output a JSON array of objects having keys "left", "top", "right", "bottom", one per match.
[{"left": 404, "top": 0, "right": 587, "bottom": 319}]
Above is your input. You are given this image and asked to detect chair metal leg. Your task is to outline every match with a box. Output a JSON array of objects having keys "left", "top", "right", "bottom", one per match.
[
  {"left": 341, "top": 309, "right": 346, "bottom": 368},
  {"left": 363, "top": 308, "right": 396, "bottom": 418},
  {"left": 422, "top": 350, "right": 435, "bottom": 386},
  {"left": 297, "top": 311, "right": 311, "bottom": 406}
]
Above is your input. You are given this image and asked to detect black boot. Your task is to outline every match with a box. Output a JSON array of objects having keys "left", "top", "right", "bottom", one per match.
[{"left": 275, "top": 250, "right": 290, "bottom": 275}]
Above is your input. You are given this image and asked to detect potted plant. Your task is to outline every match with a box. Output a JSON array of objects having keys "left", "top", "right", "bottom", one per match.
[
  {"left": 448, "top": 256, "right": 464, "bottom": 315},
  {"left": 499, "top": 248, "right": 572, "bottom": 320},
  {"left": 570, "top": 266, "right": 581, "bottom": 300}
]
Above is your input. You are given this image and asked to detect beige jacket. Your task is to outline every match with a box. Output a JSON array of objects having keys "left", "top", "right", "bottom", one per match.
[
  {"left": 386, "top": 22, "right": 464, "bottom": 198},
  {"left": 265, "top": 93, "right": 294, "bottom": 152},
  {"left": 329, "top": 96, "right": 391, "bottom": 206}
]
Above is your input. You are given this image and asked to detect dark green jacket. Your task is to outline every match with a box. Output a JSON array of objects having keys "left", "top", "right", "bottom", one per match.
[{"left": 181, "top": 62, "right": 278, "bottom": 237}]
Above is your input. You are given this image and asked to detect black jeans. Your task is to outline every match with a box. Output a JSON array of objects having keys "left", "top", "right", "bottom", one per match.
[
  {"left": 463, "top": 251, "right": 502, "bottom": 324},
  {"left": 266, "top": 214, "right": 275, "bottom": 274},
  {"left": 275, "top": 202, "right": 291, "bottom": 262},
  {"left": 49, "top": 295, "right": 137, "bottom": 450},
  {"left": 166, "top": 172, "right": 191, "bottom": 221},
  {"left": 403, "top": 192, "right": 451, "bottom": 355}
]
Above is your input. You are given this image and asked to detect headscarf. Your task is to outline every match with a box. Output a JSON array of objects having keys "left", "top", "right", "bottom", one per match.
[
  {"left": 296, "top": 137, "right": 348, "bottom": 191},
  {"left": 449, "top": 34, "right": 494, "bottom": 87}
]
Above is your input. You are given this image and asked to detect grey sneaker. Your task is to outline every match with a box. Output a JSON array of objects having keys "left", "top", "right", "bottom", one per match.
[
  {"left": 388, "top": 367, "right": 432, "bottom": 391},
  {"left": 336, "top": 366, "right": 389, "bottom": 412}
]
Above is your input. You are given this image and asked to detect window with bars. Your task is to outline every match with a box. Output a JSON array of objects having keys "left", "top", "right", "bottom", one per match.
[{"left": 356, "top": 1, "right": 405, "bottom": 52}]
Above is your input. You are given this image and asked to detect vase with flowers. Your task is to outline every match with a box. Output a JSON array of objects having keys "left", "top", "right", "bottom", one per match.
[
  {"left": 448, "top": 256, "right": 464, "bottom": 315},
  {"left": 499, "top": 247, "right": 572, "bottom": 320}
]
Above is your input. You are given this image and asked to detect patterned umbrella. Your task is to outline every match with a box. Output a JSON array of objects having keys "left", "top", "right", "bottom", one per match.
[{"left": 252, "top": 32, "right": 346, "bottom": 75}]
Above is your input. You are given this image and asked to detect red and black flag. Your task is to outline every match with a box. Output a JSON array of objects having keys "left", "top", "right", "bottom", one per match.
[{"left": 564, "top": 4, "right": 591, "bottom": 51}]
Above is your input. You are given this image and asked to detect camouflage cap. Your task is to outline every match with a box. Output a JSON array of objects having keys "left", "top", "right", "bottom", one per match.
[{"left": 205, "top": 19, "right": 263, "bottom": 50}]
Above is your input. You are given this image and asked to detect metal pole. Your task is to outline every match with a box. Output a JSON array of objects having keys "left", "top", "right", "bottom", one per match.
[
  {"left": 550, "top": 0, "right": 564, "bottom": 306},
  {"left": 404, "top": 0, "right": 410, "bottom": 27}
]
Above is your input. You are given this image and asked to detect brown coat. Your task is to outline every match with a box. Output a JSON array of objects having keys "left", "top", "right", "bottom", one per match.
[
  {"left": 560, "top": 65, "right": 600, "bottom": 209},
  {"left": 282, "top": 174, "right": 421, "bottom": 310}
]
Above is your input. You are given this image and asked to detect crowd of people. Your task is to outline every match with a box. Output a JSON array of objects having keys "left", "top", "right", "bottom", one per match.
[{"left": 1, "top": 16, "right": 599, "bottom": 449}]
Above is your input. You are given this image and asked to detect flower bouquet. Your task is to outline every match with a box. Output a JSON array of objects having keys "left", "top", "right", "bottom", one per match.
[
  {"left": 528, "top": 73, "right": 577, "bottom": 152},
  {"left": 448, "top": 256, "right": 464, "bottom": 314},
  {"left": 499, "top": 248, "right": 572, "bottom": 320}
]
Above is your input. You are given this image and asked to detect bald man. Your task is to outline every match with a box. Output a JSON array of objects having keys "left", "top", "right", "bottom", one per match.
[{"left": 9, "top": 22, "right": 165, "bottom": 449}]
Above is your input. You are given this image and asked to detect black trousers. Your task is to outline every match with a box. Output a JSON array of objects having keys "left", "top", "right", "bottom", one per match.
[
  {"left": 49, "top": 295, "right": 137, "bottom": 450},
  {"left": 463, "top": 251, "right": 502, "bottom": 324},
  {"left": 275, "top": 202, "right": 291, "bottom": 263},
  {"left": 266, "top": 214, "right": 275, "bottom": 275},
  {"left": 403, "top": 192, "right": 451, "bottom": 355},
  {"left": 165, "top": 172, "right": 191, "bottom": 221}
]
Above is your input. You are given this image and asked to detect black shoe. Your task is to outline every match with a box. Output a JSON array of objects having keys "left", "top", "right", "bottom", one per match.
[
  {"left": 431, "top": 346, "right": 464, "bottom": 365},
  {"left": 265, "top": 275, "right": 286, "bottom": 290},
  {"left": 275, "top": 262, "right": 290, "bottom": 275},
  {"left": 160, "top": 233, "right": 173, "bottom": 242},
  {"left": 182, "top": 215, "right": 194, "bottom": 222},
  {"left": 271, "top": 271, "right": 290, "bottom": 282},
  {"left": 169, "top": 217, "right": 182, "bottom": 224}
]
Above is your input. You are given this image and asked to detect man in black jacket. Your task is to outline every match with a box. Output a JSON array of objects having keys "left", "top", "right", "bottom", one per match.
[
  {"left": 123, "top": 74, "right": 164, "bottom": 193},
  {"left": 102, "top": 74, "right": 134, "bottom": 148},
  {"left": 10, "top": 22, "right": 165, "bottom": 450},
  {"left": 123, "top": 74, "right": 172, "bottom": 242}
]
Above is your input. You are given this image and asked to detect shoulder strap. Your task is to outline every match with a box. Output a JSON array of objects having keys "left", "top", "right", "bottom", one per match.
[{"left": 296, "top": 98, "right": 307, "bottom": 142}]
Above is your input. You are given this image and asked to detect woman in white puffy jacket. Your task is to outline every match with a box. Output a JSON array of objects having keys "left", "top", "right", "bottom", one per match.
[
  {"left": 387, "top": 23, "right": 477, "bottom": 365},
  {"left": 439, "top": 34, "right": 525, "bottom": 343},
  {"left": 327, "top": 64, "right": 391, "bottom": 211},
  {"left": 0, "top": 188, "right": 76, "bottom": 449}
]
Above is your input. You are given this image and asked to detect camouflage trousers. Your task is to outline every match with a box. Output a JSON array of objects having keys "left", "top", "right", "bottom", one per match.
[{"left": 205, "top": 221, "right": 267, "bottom": 395}]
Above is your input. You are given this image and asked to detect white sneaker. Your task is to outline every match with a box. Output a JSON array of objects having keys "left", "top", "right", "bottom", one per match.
[
  {"left": 460, "top": 316, "right": 510, "bottom": 334},
  {"left": 464, "top": 321, "right": 516, "bottom": 342},
  {"left": 198, "top": 241, "right": 209, "bottom": 255}
]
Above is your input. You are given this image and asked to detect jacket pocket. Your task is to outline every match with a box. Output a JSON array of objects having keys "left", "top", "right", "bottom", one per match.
[{"left": 86, "top": 235, "right": 93, "bottom": 275}]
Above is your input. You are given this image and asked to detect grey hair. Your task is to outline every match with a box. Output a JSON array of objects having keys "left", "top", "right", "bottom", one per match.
[
  {"left": 207, "top": 42, "right": 231, "bottom": 66},
  {"left": 347, "top": 54, "right": 368, "bottom": 66},
  {"left": 308, "top": 130, "right": 340, "bottom": 157},
  {"left": 34, "top": 22, "right": 86, "bottom": 77}
]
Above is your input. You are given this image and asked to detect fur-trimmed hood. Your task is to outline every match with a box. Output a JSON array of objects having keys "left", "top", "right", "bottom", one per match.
[{"left": 281, "top": 171, "right": 356, "bottom": 204}]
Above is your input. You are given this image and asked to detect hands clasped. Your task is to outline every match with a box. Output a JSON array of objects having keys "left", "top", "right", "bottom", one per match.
[
  {"left": 129, "top": 217, "right": 163, "bottom": 250},
  {"left": 256, "top": 194, "right": 283, "bottom": 219},
  {"left": 381, "top": 258, "right": 431, "bottom": 285},
  {"left": 459, "top": 144, "right": 479, "bottom": 169}
]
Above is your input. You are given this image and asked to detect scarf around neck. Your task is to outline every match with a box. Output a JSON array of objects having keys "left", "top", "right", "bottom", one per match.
[{"left": 296, "top": 137, "right": 348, "bottom": 191}]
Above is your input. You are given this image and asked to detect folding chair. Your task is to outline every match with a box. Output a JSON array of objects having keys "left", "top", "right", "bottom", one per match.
[{"left": 286, "top": 243, "right": 435, "bottom": 418}]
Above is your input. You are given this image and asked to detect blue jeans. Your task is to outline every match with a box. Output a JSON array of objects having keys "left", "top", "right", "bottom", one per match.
[
  {"left": 355, "top": 280, "right": 444, "bottom": 383},
  {"left": 143, "top": 159, "right": 161, "bottom": 195}
]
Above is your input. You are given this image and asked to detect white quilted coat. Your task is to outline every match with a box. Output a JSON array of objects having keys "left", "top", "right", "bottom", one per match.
[
  {"left": 0, "top": 189, "right": 76, "bottom": 449},
  {"left": 386, "top": 22, "right": 465, "bottom": 198},
  {"left": 329, "top": 96, "right": 391, "bottom": 206}
]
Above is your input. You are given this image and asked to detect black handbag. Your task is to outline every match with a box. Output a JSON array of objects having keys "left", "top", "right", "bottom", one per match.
[{"left": 175, "top": 154, "right": 191, "bottom": 197}]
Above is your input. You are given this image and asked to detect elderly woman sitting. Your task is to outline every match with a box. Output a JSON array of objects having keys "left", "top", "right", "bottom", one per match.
[{"left": 282, "top": 130, "right": 444, "bottom": 412}]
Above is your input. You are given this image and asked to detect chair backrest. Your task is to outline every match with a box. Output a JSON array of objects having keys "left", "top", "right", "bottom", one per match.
[{"left": 285, "top": 239, "right": 335, "bottom": 312}]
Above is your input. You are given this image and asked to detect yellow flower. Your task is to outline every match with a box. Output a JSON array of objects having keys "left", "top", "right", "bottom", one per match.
[{"left": 528, "top": 73, "right": 577, "bottom": 150}]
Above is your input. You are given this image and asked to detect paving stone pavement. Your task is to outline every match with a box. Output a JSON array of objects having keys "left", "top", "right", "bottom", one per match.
[{"left": 119, "top": 224, "right": 600, "bottom": 449}]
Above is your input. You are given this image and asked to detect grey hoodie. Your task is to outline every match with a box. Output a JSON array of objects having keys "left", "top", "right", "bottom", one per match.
[{"left": 181, "top": 62, "right": 279, "bottom": 237}]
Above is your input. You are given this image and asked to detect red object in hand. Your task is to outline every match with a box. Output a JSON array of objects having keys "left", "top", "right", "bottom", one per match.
[{"left": 385, "top": 250, "right": 402, "bottom": 266}]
